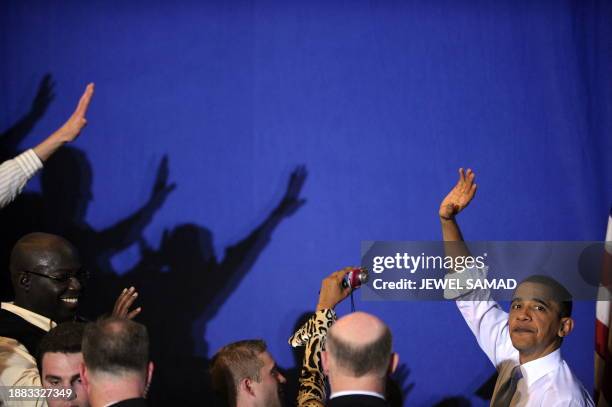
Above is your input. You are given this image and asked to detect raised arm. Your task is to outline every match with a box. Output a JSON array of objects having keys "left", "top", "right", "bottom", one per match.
[
  {"left": 439, "top": 168, "right": 477, "bottom": 259},
  {"left": 0, "top": 83, "right": 94, "bottom": 210},
  {"left": 441, "top": 169, "right": 515, "bottom": 366},
  {"left": 290, "top": 268, "right": 352, "bottom": 407},
  {"left": 33, "top": 83, "right": 94, "bottom": 162}
]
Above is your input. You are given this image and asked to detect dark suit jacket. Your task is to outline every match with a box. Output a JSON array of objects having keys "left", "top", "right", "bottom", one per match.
[
  {"left": 327, "top": 394, "right": 389, "bottom": 407},
  {"left": 107, "top": 398, "right": 148, "bottom": 407}
]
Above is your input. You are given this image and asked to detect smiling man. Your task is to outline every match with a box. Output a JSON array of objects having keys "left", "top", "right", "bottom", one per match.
[
  {"left": 0, "top": 233, "right": 140, "bottom": 407},
  {"left": 439, "top": 169, "right": 594, "bottom": 406},
  {"left": 38, "top": 322, "right": 90, "bottom": 407},
  {"left": 10, "top": 233, "right": 84, "bottom": 322},
  {"left": 0, "top": 232, "right": 86, "bottom": 406}
]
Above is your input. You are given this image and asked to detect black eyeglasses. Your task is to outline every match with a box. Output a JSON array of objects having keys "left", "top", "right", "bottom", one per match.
[{"left": 24, "top": 269, "right": 90, "bottom": 285}]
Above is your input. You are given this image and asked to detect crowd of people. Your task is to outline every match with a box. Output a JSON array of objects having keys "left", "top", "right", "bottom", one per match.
[{"left": 0, "top": 84, "right": 595, "bottom": 406}]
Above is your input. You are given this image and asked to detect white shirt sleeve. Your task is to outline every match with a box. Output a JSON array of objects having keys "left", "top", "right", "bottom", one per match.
[
  {"left": 446, "top": 266, "right": 518, "bottom": 369},
  {"left": 456, "top": 299, "right": 517, "bottom": 368},
  {"left": 0, "top": 150, "right": 43, "bottom": 209}
]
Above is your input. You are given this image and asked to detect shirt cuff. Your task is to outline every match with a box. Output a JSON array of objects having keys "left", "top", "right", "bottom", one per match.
[{"left": 13, "top": 149, "right": 43, "bottom": 178}]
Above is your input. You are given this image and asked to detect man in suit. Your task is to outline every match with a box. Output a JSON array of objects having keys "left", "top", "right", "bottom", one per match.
[
  {"left": 323, "top": 311, "right": 398, "bottom": 407},
  {"left": 80, "top": 317, "right": 153, "bottom": 407},
  {"left": 290, "top": 269, "right": 399, "bottom": 407}
]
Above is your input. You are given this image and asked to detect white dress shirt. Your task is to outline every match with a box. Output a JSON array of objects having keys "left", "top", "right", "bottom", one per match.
[{"left": 456, "top": 298, "right": 594, "bottom": 406}]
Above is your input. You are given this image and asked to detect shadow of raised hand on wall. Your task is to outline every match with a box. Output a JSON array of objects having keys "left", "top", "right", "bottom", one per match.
[
  {"left": 117, "top": 166, "right": 308, "bottom": 406},
  {"left": 41, "top": 147, "right": 175, "bottom": 318},
  {"left": 0, "top": 146, "right": 174, "bottom": 311},
  {"left": 0, "top": 74, "right": 54, "bottom": 162}
]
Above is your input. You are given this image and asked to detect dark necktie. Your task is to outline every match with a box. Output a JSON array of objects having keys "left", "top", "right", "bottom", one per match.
[{"left": 491, "top": 365, "right": 523, "bottom": 407}]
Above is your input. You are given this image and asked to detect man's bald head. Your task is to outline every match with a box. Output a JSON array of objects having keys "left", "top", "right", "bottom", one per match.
[
  {"left": 9, "top": 233, "right": 82, "bottom": 323},
  {"left": 326, "top": 312, "right": 392, "bottom": 378},
  {"left": 10, "top": 232, "right": 79, "bottom": 277}
]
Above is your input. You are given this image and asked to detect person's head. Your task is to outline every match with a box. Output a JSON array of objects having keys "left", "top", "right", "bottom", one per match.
[
  {"left": 509, "top": 275, "right": 574, "bottom": 363},
  {"left": 210, "top": 340, "right": 286, "bottom": 407},
  {"left": 159, "top": 224, "right": 216, "bottom": 271},
  {"left": 37, "top": 322, "right": 89, "bottom": 407},
  {"left": 10, "top": 233, "right": 85, "bottom": 323},
  {"left": 80, "top": 317, "right": 153, "bottom": 400},
  {"left": 42, "top": 146, "right": 93, "bottom": 222},
  {"left": 322, "top": 312, "right": 398, "bottom": 394}
]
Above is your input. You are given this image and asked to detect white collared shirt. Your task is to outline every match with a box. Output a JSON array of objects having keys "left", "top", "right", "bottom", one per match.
[
  {"left": 1, "top": 302, "right": 57, "bottom": 333},
  {"left": 330, "top": 390, "right": 385, "bottom": 400},
  {"left": 456, "top": 298, "right": 594, "bottom": 406}
]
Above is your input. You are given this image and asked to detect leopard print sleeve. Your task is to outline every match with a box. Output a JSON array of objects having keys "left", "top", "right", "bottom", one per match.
[{"left": 288, "top": 309, "right": 337, "bottom": 407}]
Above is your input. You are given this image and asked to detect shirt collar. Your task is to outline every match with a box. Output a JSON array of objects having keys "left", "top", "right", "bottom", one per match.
[
  {"left": 330, "top": 390, "right": 385, "bottom": 400},
  {"left": 1, "top": 302, "right": 57, "bottom": 332},
  {"left": 520, "top": 348, "right": 562, "bottom": 387}
]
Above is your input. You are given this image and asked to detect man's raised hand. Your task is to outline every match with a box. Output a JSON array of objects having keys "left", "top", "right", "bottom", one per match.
[
  {"left": 51, "top": 83, "right": 94, "bottom": 143},
  {"left": 112, "top": 287, "right": 142, "bottom": 319},
  {"left": 439, "top": 168, "right": 477, "bottom": 220},
  {"left": 33, "top": 83, "right": 95, "bottom": 162}
]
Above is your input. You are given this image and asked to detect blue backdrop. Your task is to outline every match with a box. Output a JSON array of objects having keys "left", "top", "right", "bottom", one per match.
[{"left": 1, "top": 1, "right": 611, "bottom": 406}]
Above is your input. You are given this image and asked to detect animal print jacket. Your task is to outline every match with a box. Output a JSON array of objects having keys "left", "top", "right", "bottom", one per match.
[{"left": 288, "top": 309, "right": 337, "bottom": 407}]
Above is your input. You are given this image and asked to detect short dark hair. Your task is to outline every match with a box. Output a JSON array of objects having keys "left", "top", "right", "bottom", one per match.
[
  {"left": 210, "top": 339, "right": 267, "bottom": 407},
  {"left": 326, "top": 325, "right": 392, "bottom": 378},
  {"left": 37, "top": 322, "right": 85, "bottom": 374},
  {"left": 520, "top": 275, "right": 573, "bottom": 318},
  {"left": 82, "top": 317, "right": 149, "bottom": 376}
]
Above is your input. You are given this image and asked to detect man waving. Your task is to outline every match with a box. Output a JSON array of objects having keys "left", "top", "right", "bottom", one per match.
[{"left": 440, "top": 168, "right": 593, "bottom": 407}]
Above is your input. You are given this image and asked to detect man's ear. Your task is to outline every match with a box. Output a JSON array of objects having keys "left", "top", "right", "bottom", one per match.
[
  {"left": 18, "top": 272, "right": 31, "bottom": 292},
  {"left": 388, "top": 353, "right": 399, "bottom": 376},
  {"left": 321, "top": 351, "right": 330, "bottom": 376},
  {"left": 558, "top": 317, "right": 574, "bottom": 338},
  {"left": 239, "top": 377, "right": 256, "bottom": 398},
  {"left": 79, "top": 362, "right": 90, "bottom": 393},
  {"left": 144, "top": 361, "right": 154, "bottom": 398}
]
